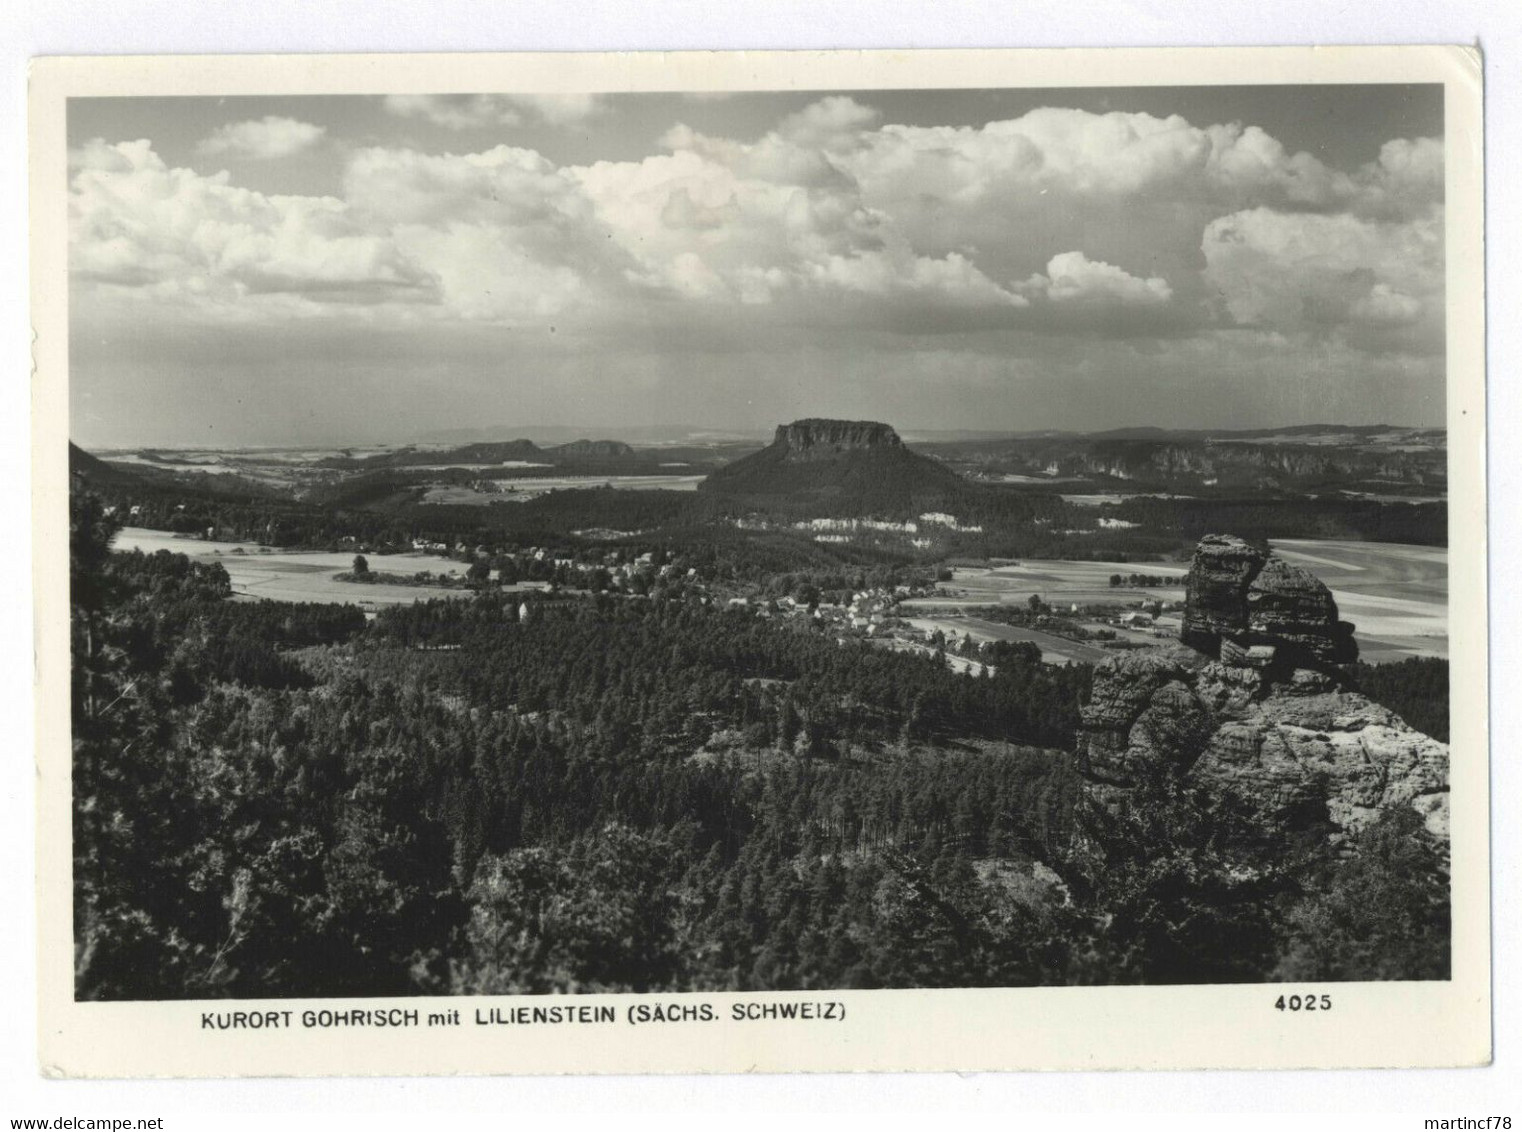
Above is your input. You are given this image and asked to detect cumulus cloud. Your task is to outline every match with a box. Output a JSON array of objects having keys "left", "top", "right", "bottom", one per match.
[
  {"left": 70, "top": 97, "right": 1445, "bottom": 359},
  {"left": 196, "top": 116, "right": 326, "bottom": 160},
  {"left": 838, "top": 109, "right": 1415, "bottom": 214},
  {"left": 71, "top": 138, "right": 434, "bottom": 312},
  {"left": 382, "top": 93, "right": 607, "bottom": 130},
  {"left": 568, "top": 131, "right": 1026, "bottom": 316},
  {"left": 776, "top": 96, "right": 881, "bottom": 152},
  {"left": 1353, "top": 136, "right": 1445, "bottom": 220},
  {"left": 1202, "top": 205, "right": 1443, "bottom": 354},
  {"left": 1028, "top": 252, "right": 1172, "bottom": 306},
  {"left": 1202, "top": 122, "right": 1355, "bottom": 206},
  {"left": 342, "top": 144, "right": 588, "bottom": 230},
  {"left": 810, "top": 250, "right": 1029, "bottom": 311},
  {"left": 510, "top": 93, "right": 606, "bottom": 126},
  {"left": 1351, "top": 283, "right": 1424, "bottom": 325},
  {"left": 1374, "top": 136, "right": 1443, "bottom": 192},
  {"left": 339, "top": 145, "right": 631, "bottom": 321},
  {"left": 825, "top": 110, "right": 1441, "bottom": 294}
]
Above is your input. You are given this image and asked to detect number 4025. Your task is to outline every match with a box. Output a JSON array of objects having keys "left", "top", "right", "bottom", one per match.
[{"left": 1275, "top": 993, "right": 1332, "bottom": 1012}]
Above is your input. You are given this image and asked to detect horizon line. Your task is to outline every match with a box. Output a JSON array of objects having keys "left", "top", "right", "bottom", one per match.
[{"left": 72, "top": 419, "right": 1450, "bottom": 453}]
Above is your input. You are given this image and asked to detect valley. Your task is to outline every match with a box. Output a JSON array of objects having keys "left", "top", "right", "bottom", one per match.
[
  {"left": 84, "top": 422, "right": 1449, "bottom": 657},
  {"left": 59, "top": 78, "right": 1461, "bottom": 1021},
  {"left": 71, "top": 417, "right": 1454, "bottom": 999}
]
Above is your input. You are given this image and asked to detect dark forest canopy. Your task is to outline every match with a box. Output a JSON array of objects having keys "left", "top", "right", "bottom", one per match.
[
  {"left": 70, "top": 477, "right": 1449, "bottom": 1000},
  {"left": 1352, "top": 657, "right": 1450, "bottom": 743}
]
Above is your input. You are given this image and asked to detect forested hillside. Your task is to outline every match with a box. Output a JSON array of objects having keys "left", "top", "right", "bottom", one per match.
[
  {"left": 71, "top": 486, "right": 1450, "bottom": 999},
  {"left": 74, "top": 439, "right": 1447, "bottom": 564},
  {"left": 1352, "top": 656, "right": 1451, "bottom": 743}
]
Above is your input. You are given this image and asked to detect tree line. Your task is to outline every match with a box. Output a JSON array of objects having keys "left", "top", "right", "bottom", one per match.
[{"left": 70, "top": 483, "right": 1450, "bottom": 1000}]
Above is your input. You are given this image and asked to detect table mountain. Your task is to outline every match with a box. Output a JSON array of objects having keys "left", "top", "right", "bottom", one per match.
[{"left": 699, "top": 418, "right": 966, "bottom": 512}]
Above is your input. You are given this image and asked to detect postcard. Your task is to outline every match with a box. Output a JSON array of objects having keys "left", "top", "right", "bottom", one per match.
[{"left": 31, "top": 45, "right": 1488, "bottom": 1076}]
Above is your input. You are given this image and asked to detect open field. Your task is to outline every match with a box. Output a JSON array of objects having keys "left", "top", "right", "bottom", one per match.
[
  {"left": 1214, "top": 429, "right": 1443, "bottom": 449},
  {"left": 421, "top": 474, "right": 705, "bottom": 505},
  {"left": 99, "top": 450, "right": 340, "bottom": 492},
  {"left": 904, "top": 615, "right": 1111, "bottom": 665},
  {"left": 1274, "top": 539, "right": 1447, "bottom": 661},
  {"left": 975, "top": 473, "right": 1089, "bottom": 485},
  {"left": 1059, "top": 493, "right": 1197, "bottom": 506},
  {"left": 105, "top": 454, "right": 245, "bottom": 476},
  {"left": 1330, "top": 491, "right": 1445, "bottom": 504},
  {"left": 902, "top": 540, "right": 1446, "bottom": 663},
  {"left": 486, "top": 473, "right": 705, "bottom": 492},
  {"left": 903, "top": 559, "right": 1189, "bottom": 612},
  {"left": 111, "top": 527, "right": 547, "bottom": 608},
  {"left": 406, "top": 461, "right": 551, "bottom": 471}
]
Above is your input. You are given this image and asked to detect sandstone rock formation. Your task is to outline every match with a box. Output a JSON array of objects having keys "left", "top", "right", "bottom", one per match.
[
  {"left": 700, "top": 418, "right": 965, "bottom": 506},
  {"left": 1077, "top": 534, "right": 1448, "bottom": 843},
  {"left": 1180, "top": 534, "right": 1357, "bottom": 668},
  {"left": 771, "top": 419, "right": 906, "bottom": 460},
  {"left": 1079, "top": 654, "right": 1449, "bottom": 840}
]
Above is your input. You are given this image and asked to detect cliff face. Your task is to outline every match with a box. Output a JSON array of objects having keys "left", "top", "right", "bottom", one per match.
[
  {"left": 549, "top": 439, "right": 637, "bottom": 461},
  {"left": 1178, "top": 534, "right": 1267, "bottom": 654},
  {"left": 1079, "top": 653, "right": 1449, "bottom": 840},
  {"left": 1179, "top": 534, "right": 1357, "bottom": 668},
  {"left": 978, "top": 434, "right": 1446, "bottom": 491},
  {"left": 1077, "top": 535, "right": 1448, "bottom": 843},
  {"left": 772, "top": 419, "right": 904, "bottom": 461}
]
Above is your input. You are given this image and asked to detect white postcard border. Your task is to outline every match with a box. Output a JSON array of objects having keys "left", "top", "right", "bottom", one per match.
[{"left": 30, "top": 44, "right": 1490, "bottom": 1078}]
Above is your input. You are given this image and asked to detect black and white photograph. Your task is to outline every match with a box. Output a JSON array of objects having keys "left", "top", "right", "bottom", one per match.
[{"left": 32, "top": 45, "right": 1490, "bottom": 1078}]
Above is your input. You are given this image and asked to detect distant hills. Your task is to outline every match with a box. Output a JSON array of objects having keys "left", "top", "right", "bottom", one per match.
[
  {"left": 70, "top": 441, "right": 140, "bottom": 486},
  {"left": 69, "top": 419, "right": 1450, "bottom": 556},
  {"left": 415, "top": 424, "right": 771, "bottom": 446},
  {"left": 700, "top": 418, "right": 968, "bottom": 510},
  {"left": 69, "top": 441, "right": 280, "bottom": 504},
  {"left": 918, "top": 425, "right": 1446, "bottom": 495},
  {"left": 319, "top": 437, "right": 638, "bottom": 471},
  {"left": 72, "top": 415, "right": 1448, "bottom": 526},
  {"left": 1052, "top": 424, "right": 1443, "bottom": 443}
]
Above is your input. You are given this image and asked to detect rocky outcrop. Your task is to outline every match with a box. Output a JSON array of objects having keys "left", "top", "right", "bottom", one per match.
[
  {"left": 1246, "top": 557, "right": 1356, "bottom": 664},
  {"left": 1179, "top": 534, "right": 1268, "bottom": 654},
  {"left": 1077, "top": 654, "right": 1449, "bottom": 840},
  {"left": 700, "top": 418, "right": 965, "bottom": 506},
  {"left": 963, "top": 431, "right": 1446, "bottom": 493},
  {"left": 1192, "top": 675, "right": 1449, "bottom": 838},
  {"left": 1075, "top": 534, "right": 1448, "bottom": 844},
  {"left": 1180, "top": 534, "right": 1356, "bottom": 668},
  {"left": 1079, "top": 652, "right": 1206, "bottom": 786},
  {"left": 772, "top": 419, "right": 905, "bottom": 461},
  {"left": 549, "top": 439, "right": 637, "bottom": 461}
]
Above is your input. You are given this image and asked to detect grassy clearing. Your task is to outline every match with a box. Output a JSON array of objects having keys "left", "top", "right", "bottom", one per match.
[{"left": 112, "top": 527, "right": 498, "bottom": 607}]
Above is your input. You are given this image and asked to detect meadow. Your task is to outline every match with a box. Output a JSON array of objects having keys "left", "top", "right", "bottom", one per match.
[
  {"left": 421, "top": 474, "right": 706, "bottom": 505},
  {"left": 111, "top": 527, "right": 546, "bottom": 608},
  {"left": 902, "top": 615, "right": 1112, "bottom": 665},
  {"left": 1274, "top": 539, "right": 1447, "bottom": 660},
  {"left": 903, "top": 559, "right": 1190, "bottom": 610},
  {"left": 902, "top": 541, "right": 1447, "bottom": 662}
]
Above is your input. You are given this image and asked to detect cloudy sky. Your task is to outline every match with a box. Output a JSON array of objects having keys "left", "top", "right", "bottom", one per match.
[{"left": 67, "top": 85, "right": 1445, "bottom": 447}]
